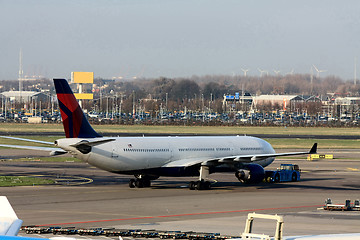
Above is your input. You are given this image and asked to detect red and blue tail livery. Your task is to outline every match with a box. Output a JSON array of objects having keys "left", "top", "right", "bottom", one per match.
[{"left": 54, "top": 78, "right": 101, "bottom": 138}]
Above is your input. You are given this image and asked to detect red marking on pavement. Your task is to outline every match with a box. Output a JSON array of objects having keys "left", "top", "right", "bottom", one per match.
[{"left": 36, "top": 204, "right": 322, "bottom": 226}]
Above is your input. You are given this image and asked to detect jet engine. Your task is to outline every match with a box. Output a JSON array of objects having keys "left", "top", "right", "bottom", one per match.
[{"left": 235, "top": 164, "right": 265, "bottom": 184}]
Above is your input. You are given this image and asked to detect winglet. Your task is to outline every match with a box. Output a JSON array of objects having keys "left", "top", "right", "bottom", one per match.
[
  {"left": 0, "top": 196, "right": 23, "bottom": 236},
  {"left": 309, "top": 143, "right": 317, "bottom": 154},
  {"left": 54, "top": 79, "right": 102, "bottom": 138}
]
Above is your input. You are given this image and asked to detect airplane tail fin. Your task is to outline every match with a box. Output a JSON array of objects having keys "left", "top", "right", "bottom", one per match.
[
  {"left": 0, "top": 196, "right": 23, "bottom": 236},
  {"left": 54, "top": 79, "right": 102, "bottom": 138}
]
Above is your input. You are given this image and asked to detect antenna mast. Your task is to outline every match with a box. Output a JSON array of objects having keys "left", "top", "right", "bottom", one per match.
[
  {"left": 310, "top": 66, "right": 314, "bottom": 94},
  {"left": 18, "top": 49, "right": 23, "bottom": 92},
  {"left": 354, "top": 57, "right": 357, "bottom": 86}
]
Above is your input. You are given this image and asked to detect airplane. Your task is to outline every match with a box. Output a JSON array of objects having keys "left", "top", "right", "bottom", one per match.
[{"left": 0, "top": 79, "right": 317, "bottom": 190}]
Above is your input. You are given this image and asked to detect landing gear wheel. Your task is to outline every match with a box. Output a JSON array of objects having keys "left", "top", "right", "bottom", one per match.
[
  {"left": 196, "top": 181, "right": 203, "bottom": 190},
  {"left": 204, "top": 181, "right": 211, "bottom": 189},
  {"left": 129, "top": 177, "right": 152, "bottom": 188},
  {"left": 135, "top": 179, "right": 144, "bottom": 188},
  {"left": 143, "top": 179, "right": 151, "bottom": 187},
  {"left": 291, "top": 173, "right": 297, "bottom": 182},
  {"left": 192, "top": 180, "right": 211, "bottom": 190},
  {"left": 129, "top": 179, "right": 136, "bottom": 188}
]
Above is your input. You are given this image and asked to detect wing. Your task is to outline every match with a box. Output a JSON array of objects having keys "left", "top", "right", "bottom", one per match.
[{"left": 163, "top": 143, "right": 317, "bottom": 168}]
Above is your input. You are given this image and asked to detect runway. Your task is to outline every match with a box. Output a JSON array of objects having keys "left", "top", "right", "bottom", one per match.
[{"left": 1, "top": 148, "right": 360, "bottom": 237}]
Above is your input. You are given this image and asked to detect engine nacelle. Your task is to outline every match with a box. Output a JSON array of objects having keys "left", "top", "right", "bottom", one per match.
[{"left": 235, "top": 164, "right": 265, "bottom": 184}]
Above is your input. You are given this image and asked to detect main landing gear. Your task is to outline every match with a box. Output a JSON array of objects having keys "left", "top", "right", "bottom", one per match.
[
  {"left": 129, "top": 174, "right": 157, "bottom": 188},
  {"left": 189, "top": 180, "right": 211, "bottom": 190},
  {"left": 189, "top": 165, "right": 211, "bottom": 190},
  {"left": 129, "top": 178, "right": 151, "bottom": 188}
]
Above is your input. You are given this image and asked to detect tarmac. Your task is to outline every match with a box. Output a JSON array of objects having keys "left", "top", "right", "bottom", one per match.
[{"left": 1, "top": 148, "right": 360, "bottom": 238}]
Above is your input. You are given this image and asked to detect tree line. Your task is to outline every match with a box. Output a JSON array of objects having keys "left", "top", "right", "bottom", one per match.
[
  {"left": 1, "top": 74, "right": 360, "bottom": 114},
  {"left": 104, "top": 74, "right": 360, "bottom": 100}
]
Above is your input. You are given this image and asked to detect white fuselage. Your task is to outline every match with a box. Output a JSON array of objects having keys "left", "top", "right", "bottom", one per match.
[{"left": 56, "top": 135, "right": 276, "bottom": 175}]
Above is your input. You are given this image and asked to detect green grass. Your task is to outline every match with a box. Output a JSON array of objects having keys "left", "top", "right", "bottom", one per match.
[
  {"left": 0, "top": 176, "right": 54, "bottom": 187},
  {"left": 0, "top": 123, "right": 360, "bottom": 136},
  {"left": 92, "top": 125, "right": 360, "bottom": 136},
  {"left": 0, "top": 123, "right": 63, "bottom": 133},
  {"left": 266, "top": 138, "right": 360, "bottom": 149}
]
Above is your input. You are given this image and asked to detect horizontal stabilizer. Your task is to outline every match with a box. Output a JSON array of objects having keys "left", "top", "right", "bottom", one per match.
[
  {"left": 50, "top": 150, "right": 68, "bottom": 156},
  {"left": 68, "top": 138, "right": 115, "bottom": 154},
  {"left": 70, "top": 138, "right": 115, "bottom": 148}
]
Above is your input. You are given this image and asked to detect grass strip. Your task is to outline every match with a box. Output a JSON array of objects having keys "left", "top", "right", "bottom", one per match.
[
  {"left": 266, "top": 138, "right": 360, "bottom": 149},
  {"left": 0, "top": 123, "right": 360, "bottom": 136},
  {"left": 0, "top": 176, "right": 54, "bottom": 187}
]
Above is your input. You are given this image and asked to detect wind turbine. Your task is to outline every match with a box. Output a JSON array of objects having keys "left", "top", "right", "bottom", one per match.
[
  {"left": 258, "top": 68, "right": 267, "bottom": 77},
  {"left": 273, "top": 69, "right": 281, "bottom": 76},
  {"left": 241, "top": 68, "right": 250, "bottom": 77},
  {"left": 286, "top": 69, "right": 294, "bottom": 75},
  {"left": 313, "top": 64, "right": 327, "bottom": 78}
]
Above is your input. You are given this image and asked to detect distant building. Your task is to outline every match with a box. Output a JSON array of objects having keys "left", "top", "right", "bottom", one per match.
[
  {"left": 222, "top": 92, "right": 253, "bottom": 111},
  {"left": 335, "top": 97, "right": 360, "bottom": 105},
  {"left": 298, "top": 95, "right": 322, "bottom": 103},
  {"left": 0, "top": 91, "right": 49, "bottom": 103},
  {"left": 253, "top": 95, "right": 298, "bottom": 107},
  {"left": 223, "top": 92, "right": 252, "bottom": 103}
]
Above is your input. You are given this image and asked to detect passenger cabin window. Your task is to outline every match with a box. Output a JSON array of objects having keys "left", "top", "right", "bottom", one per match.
[
  {"left": 124, "top": 148, "right": 170, "bottom": 152},
  {"left": 240, "top": 147, "right": 263, "bottom": 151}
]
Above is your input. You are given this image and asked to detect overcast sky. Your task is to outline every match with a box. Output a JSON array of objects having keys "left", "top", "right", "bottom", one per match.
[{"left": 1, "top": 0, "right": 360, "bottom": 80}]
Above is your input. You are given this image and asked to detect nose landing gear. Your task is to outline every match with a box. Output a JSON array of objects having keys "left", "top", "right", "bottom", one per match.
[{"left": 189, "top": 165, "right": 212, "bottom": 190}]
